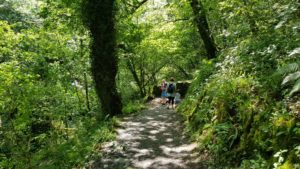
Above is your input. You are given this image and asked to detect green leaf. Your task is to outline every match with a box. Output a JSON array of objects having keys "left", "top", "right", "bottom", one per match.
[
  {"left": 282, "top": 71, "right": 300, "bottom": 86},
  {"left": 289, "top": 79, "right": 300, "bottom": 96},
  {"left": 278, "top": 63, "right": 300, "bottom": 76}
]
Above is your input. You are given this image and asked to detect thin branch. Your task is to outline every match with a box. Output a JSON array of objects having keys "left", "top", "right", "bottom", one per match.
[
  {"left": 162, "top": 18, "right": 190, "bottom": 23},
  {"left": 130, "top": 0, "right": 149, "bottom": 14}
]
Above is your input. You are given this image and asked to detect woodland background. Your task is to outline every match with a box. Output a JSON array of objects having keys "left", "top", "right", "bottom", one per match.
[{"left": 0, "top": 0, "right": 300, "bottom": 168}]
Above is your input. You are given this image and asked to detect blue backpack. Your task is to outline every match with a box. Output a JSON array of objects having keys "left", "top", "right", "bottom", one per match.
[{"left": 167, "top": 83, "right": 175, "bottom": 93}]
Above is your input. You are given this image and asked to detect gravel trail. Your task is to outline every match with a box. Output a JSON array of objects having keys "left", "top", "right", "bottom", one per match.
[{"left": 90, "top": 99, "right": 206, "bottom": 169}]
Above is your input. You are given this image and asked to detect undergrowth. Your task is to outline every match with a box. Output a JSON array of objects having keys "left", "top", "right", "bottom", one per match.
[
  {"left": 178, "top": 7, "right": 300, "bottom": 168},
  {"left": 122, "top": 100, "right": 147, "bottom": 115}
]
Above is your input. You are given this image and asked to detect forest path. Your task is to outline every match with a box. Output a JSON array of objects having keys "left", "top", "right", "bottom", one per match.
[{"left": 90, "top": 98, "right": 207, "bottom": 169}]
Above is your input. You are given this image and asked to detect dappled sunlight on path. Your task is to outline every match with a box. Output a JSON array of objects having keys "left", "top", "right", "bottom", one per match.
[{"left": 90, "top": 98, "right": 205, "bottom": 169}]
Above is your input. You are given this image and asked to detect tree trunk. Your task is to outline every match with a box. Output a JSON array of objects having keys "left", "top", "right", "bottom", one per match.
[
  {"left": 83, "top": 0, "right": 122, "bottom": 117},
  {"left": 190, "top": 0, "right": 217, "bottom": 59},
  {"left": 126, "top": 58, "right": 146, "bottom": 97}
]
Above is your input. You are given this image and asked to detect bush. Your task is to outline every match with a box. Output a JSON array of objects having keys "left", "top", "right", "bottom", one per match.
[
  {"left": 178, "top": 35, "right": 300, "bottom": 168},
  {"left": 122, "top": 101, "right": 146, "bottom": 115}
]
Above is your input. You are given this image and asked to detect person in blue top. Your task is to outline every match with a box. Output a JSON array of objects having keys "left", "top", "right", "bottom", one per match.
[
  {"left": 166, "top": 77, "right": 176, "bottom": 109},
  {"left": 160, "top": 79, "right": 167, "bottom": 104}
]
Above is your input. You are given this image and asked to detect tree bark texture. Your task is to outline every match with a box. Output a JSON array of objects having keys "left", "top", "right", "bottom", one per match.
[
  {"left": 83, "top": 0, "right": 122, "bottom": 116},
  {"left": 190, "top": 0, "right": 217, "bottom": 59}
]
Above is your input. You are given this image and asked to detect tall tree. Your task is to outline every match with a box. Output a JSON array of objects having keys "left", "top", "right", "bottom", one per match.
[
  {"left": 83, "top": 0, "right": 122, "bottom": 116},
  {"left": 190, "top": 0, "right": 217, "bottom": 59}
]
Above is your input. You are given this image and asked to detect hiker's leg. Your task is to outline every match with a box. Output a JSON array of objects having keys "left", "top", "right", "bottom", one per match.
[
  {"left": 171, "top": 97, "right": 175, "bottom": 108},
  {"left": 161, "top": 91, "right": 166, "bottom": 104},
  {"left": 166, "top": 96, "right": 171, "bottom": 108},
  {"left": 161, "top": 97, "right": 165, "bottom": 104},
  {"left": 174, "top": 98, "right": 177, "bottom": 108}
]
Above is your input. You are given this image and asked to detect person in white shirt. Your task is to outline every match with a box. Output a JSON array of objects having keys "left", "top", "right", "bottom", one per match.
[{"left": 175, "top": 92, "right": 181, "bottom": 104}]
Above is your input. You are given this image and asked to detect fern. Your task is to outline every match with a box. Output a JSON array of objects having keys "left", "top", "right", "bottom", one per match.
[
  {"left": 278, "top": 63, "right": 300, "bottom": 76},
  {"left": 282, "top": 71, "right": 300, "bottom": 85},
  {"left": 290, "top": 79, "right": 300, "bottom": 96},
  {"left": 279, "top": 62, "right": 300, "bottom": 96}
]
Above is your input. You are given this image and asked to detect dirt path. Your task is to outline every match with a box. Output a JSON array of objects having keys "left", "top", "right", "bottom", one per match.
[{"left": 90, "top": 99, "right": 206, "bottom": 169}]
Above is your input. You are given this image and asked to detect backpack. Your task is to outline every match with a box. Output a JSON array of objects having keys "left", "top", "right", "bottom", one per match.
[{"left": 167, "top": 83, "right": 175, "bottom": 93}]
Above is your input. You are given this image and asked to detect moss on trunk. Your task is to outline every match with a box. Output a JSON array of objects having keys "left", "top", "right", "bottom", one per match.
[{"left": 83, "top": 0, "right": 122, "bottom": 117}]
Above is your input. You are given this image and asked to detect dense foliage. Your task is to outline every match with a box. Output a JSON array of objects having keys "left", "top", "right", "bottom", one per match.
[
  {"left": 1, "top": 0, "right": 300, "bottom": 168},
  {"left": 178, "top": 0, "right": 300, "bottom": 168},
  {"left": 0, "top": 1, "right": 116, "bottom": 168}
]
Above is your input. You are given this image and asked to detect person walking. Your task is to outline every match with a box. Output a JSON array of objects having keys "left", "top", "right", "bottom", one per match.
[
  {"left": 166, "top": 77, "right": 176, "bottom": 109},
  {"left": 175, "top": 91, "right": 181, "bottom": 104},
  {"left": 160, "top": 79, "right": 167, "bottom": 104}
]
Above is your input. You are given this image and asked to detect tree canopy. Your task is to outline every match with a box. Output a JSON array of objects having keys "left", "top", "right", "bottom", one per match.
[{"left": 1, "top": 0, "right": 300, "bottom": 168}]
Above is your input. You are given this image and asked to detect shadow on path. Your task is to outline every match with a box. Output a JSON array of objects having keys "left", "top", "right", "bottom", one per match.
[{"left": 90, "top": 98, "right": 207, "bottom": 169}]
